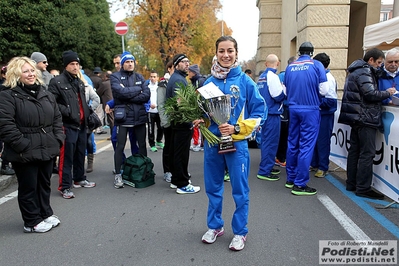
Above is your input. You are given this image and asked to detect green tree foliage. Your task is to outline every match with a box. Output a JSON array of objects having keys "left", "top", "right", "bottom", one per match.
[{"left": 0, "top": 0, "right": 120, "bottom": 71}]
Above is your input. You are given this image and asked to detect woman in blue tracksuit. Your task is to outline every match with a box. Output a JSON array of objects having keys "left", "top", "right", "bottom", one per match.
[{"left": 199, "top": 36, "right": 265, "bottom": 251}]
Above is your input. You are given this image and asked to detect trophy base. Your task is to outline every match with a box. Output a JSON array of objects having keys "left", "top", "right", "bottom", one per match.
[{"left": 218, "top": 139, "right": 236, "bottom": 154}]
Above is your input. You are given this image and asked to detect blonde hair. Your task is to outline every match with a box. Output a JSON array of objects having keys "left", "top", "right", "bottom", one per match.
[
  {"left": 76, "top": 70, "right": 88, "bottom": 85},
  {"left": 4, "top": 57, "right": 44, "bottom": 88}
]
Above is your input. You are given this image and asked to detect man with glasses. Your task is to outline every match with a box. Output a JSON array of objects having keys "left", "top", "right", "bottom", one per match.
[
  {"left": 31, "top": 52, "right": 53, "bottom": 88},
  {"left": 379, "top": 48, "right": 399, "bottom": 105},
  {"left": 166, "top": 54, "right": 200, "bottom": 194}
]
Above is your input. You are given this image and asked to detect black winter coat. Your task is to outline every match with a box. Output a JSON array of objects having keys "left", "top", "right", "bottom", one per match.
[
  {"left": 165, "top": 70, "right": 192, "bottom": 129},
  {"left": 48, "top": 70, "right": 90, "bottom": 129},
  {"left": 110, "top": 70, "right": 150, "bottom": 126},
  {"left": 338, "top": 59, "right": 391, "bottom": 129},
  {"left": 0, "top": 85, "right": 65, "bottom": 163}
]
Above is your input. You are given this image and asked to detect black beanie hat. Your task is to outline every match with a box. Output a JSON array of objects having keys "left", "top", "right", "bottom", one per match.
[
  {"left": 62, "top": 50, "right": 80, "bottom": 68},
  {"left": 173, "top": 54, "right": 187, "bottom": 68}
]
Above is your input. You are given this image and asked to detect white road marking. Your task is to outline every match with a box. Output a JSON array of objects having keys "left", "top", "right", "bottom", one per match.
[
  {"left": 318, "top": 194, "right": 371, "bottom": 240},
  {"left": 0, "top": 191, "right": 18, "bottom": 205}
]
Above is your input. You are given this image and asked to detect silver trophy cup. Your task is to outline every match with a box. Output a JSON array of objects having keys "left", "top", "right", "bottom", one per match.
[{"left": 204, "top": 95, "right": 237, "bottom": 153}]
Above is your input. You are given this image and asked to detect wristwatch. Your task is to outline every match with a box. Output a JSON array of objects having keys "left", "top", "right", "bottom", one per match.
[{"left": 234, "top": 124, "right": 240, "bottom": 134}]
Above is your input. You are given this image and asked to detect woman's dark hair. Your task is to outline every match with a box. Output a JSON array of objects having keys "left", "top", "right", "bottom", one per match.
[
  {"left": 364, "top": 48, "right": 384, "bottom": 62},
  {"left": 215, "top": 36, "right": 238, "bottom": 53}
]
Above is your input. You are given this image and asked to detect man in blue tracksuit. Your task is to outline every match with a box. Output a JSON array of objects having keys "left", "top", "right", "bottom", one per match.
[
  {"left": 257, "top": 54, "right": 286, "bottom": 181},
  {"left": 378, "top": 48, "right": 399, "bottom": 105},
  {"left": 310, "top": 53, "right": 337, "bottom": 178},
  {"left": 284, "top": 42, "right": 328, "bottom": 196}
]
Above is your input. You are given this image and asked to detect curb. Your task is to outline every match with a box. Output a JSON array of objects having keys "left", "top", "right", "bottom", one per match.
[{"left": 0, "top": 174, "right": 17, "bottom": 192}]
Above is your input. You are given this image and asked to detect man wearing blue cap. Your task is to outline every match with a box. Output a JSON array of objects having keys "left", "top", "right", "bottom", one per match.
[{"left": 110, "top": 51, "right": 150, "bottom": 189}]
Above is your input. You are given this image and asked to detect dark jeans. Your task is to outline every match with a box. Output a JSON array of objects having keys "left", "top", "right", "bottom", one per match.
[
  {"left": 346, "top": 125, "right": 377, "bottom": 193},
  {"left": 276, "top": 120, "right": 288, "bottom": 162},
  {"left": 162, "top": 126, "right": 172, "bottom": 173},
  {"left": 170, "top": 126, "right": 192, "bottom": 188},
  {"left": 114, "top": 124, "right": 146, "bottom": 175},
  {"left": 147, "top": 112, "right": 163, "bottom": 147},
  {"left": 86, "top": 132, "right": 94, "bottom": 154}
]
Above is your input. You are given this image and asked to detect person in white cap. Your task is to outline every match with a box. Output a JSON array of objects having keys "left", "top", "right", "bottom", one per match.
[{"left": 30, "top": 52, "right": 53, "bottom": 88}]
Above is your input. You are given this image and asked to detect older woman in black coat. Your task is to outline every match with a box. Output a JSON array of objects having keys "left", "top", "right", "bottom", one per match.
[{"left": 0, "top": 57, "right": 65, "bottom": 233}]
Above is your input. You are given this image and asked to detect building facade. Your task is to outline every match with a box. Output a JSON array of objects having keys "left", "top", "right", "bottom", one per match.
[{"left": 255, "top": 0, "right": 381, "bottom": 95}]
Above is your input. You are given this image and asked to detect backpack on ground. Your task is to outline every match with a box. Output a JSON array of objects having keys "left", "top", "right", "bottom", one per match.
[{"left": 121, "top": 154, "right": 155, "bottom": 188}]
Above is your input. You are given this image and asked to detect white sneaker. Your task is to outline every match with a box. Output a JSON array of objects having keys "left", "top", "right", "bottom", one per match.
[
  {"left": 114, "top": 174, "right": 124, "bottom": 189},
  {"left": 170, "top": 179, "right": 191, "bottom": 189},
  {"left": 201, "top": 228, "right": 224, "bottom": 244},
  {"left": 229, "top": 235, "right": 247, "bottom": 251},
  {"left": 192, "top": 145, "right": 202, "bottom": 152},
  {"left": 73, "top": 179, "right": 96, "bottom": 188},
  {"left": 176, "top": 184, "right": 200, "bottom": 194},
  {"left": 163, "top": 172, "right": 172, "bottom": 183},
  {"left": 24, "top": 221, "right": 53, "bottom": 233},
  {"left": 44, "top": 215, "right": 60, "bottom": 228}
]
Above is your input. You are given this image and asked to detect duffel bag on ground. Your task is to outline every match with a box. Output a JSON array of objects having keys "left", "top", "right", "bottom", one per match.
[{"left": 121, "top": 154, "right": 155, "bottom": 188}]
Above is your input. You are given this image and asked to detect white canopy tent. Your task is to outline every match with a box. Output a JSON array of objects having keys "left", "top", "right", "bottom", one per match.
[{"left": 363, "top": 16, "right": 399, "bottom": 51}]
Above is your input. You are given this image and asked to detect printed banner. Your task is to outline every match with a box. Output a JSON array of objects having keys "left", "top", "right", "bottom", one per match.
[{"left": 330, "top": 101, "right": 399, "bottom": 203}]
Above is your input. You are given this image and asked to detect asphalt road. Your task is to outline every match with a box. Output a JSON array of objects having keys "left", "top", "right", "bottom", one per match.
[{"left": 0, "top": 134, "right": 398, "bottom": 266}]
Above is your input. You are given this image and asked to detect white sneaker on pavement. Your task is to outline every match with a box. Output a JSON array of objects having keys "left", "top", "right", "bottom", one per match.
[
  {"left": 44, "top": 215, "right": 60, "bottom": 228},
  {"left": 24, "top": 221, "right": 53, "bottom": 233},
  {"left": 229, "top": 235, "right": 247, "bottom": 251},
  {"left": 201, "top": 228, "right": 224, "bottom": 244}
]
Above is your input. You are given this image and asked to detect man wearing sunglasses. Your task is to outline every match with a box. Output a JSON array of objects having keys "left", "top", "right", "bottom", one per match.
[
  {"left": 30, "top": 52, "right": 53, "bottom": 88},
  {"left": 379, "top": 48, "right": 399, "bottom": 105}
]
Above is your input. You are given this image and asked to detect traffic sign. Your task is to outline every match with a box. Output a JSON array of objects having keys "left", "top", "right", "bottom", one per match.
[{"left": 115, "top": 21, "right": 128, "bottom": 36}]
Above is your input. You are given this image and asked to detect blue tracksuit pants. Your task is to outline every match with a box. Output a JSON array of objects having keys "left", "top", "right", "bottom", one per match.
[
  {"left": 258, "top": 114, "right": 280, "bottom": 176},
  {"left": 311, "top": 113, "right": 334, "bottom": 171},
  {"left": 203, "top": 140, "right": 250, "bottom": 236},
  {"left": 286, "top": 108, "right": 320, "bottom": 187}
]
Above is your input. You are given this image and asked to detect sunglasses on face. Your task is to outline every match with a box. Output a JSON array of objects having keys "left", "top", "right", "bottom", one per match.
[{"left": 41, "top": 61, "right": 48, "bottom": 64}]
